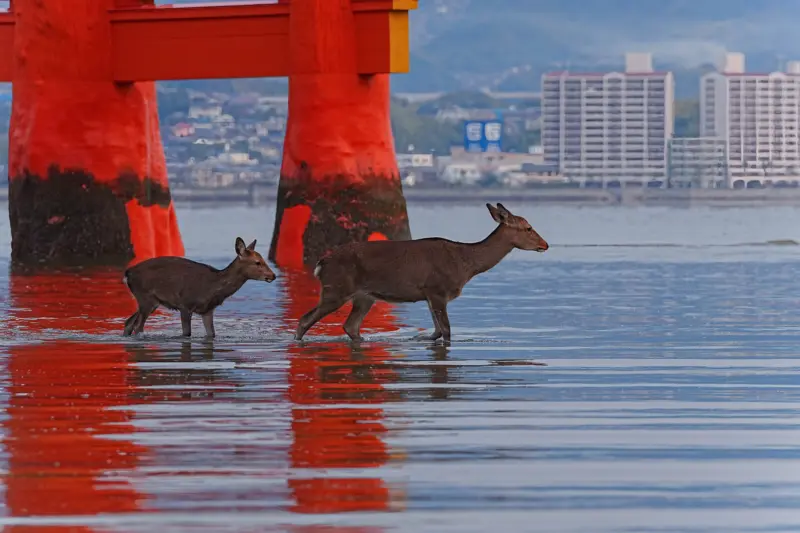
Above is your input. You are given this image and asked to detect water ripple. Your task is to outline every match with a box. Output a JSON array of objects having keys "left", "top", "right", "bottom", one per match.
[{"left": 0, "top": 206, "right": 800, "bottom": 531}]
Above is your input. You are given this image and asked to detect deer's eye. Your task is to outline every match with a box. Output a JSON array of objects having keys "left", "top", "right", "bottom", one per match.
[{"left": 255, "top": 261, "right": 262, "bottom": 266}]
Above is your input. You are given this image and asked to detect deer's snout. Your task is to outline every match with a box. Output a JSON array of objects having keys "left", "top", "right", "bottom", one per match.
[
  {"left": 537, "top": 240, "right": 549, "bottom": 252},
  {"left": 265, "top": 271, "right": 277, "bottom": 283}
]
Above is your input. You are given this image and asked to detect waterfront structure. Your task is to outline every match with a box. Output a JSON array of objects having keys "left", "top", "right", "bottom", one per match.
[
  {"left": 667, "top": 137, "right": 728, "bottom": 188},
  {"left": 1, "top": 0, "right": 416, "bottom": 269},
  {"left": 701, "top": 53, "right": 800, "bottom": 187},
  {"left": 542, "top": 53, "right": 675, "bottom": 184}
]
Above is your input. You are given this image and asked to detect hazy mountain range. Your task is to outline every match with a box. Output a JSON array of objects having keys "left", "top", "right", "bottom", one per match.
[
  {"left": 400, "top": 0, "right": 800, "bottom": 96},
  {"left": 161, "top": 0, "right": 800, "bottom": 97}
]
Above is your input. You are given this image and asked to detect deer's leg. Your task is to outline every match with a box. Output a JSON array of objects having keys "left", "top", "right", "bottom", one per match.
[
  {"left": 414, "top": 298, "right": 445, "bottom": 341},
  {"left": 295, "top": 293, "right": 351, "bottom": 341},
  {"left": 436, "top": 307, "right": 452, "bottom": 343},
  {"left": 201, "top": 312, "right": 216, "bottom": 339},
  {"left": 343, "top": 294, "right": 375, "bottom": 342},
  {"left": 428, "top": 296, "right": 452, "bottom": 343},
  {"left": 180, "top": 310, "right": 192, "bottom": 337},
  {"left": 132, "top": 301, "right": 158, "bottom": 335},
  {"left": 297, "top": 305, "right": 318, "bottom": 335},
  {"left": 123, "top": 311, "right": 140, "bottom": 336}
]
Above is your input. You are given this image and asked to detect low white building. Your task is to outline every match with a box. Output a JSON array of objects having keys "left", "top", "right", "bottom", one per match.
[
  {"left": 188, "top": 104, "right": 223, "bottom": 120},
  {"left": 396, "top": 153, "right": 435, "bottom": 169},
  {"left": 441, "top": 163, "right": 481, "bottom": 185},
  {"left": 213, "top": 114, "right": 236, "bottom": 128},
  {"left": 667, "top": 137, "right": 728, "bottom": 188}
]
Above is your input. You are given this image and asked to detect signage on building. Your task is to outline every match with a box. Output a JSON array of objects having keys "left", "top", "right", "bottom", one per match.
[
  {"left": 464, "top": 120, "right": 503, "bottom": 153},
  {"left": 396, "top": 153, "right": 435, "bottom": 168},
  {"left": 410, "top": 154, "right": 434, "bottom": 167}
]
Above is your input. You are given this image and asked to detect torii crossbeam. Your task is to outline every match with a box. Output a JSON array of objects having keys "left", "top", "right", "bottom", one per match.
[{"left": 2, "top": 0, "right": 416, "bottom": 269}]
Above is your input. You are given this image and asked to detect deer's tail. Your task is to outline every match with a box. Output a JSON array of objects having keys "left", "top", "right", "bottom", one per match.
[{"left": 314, "top": 253, "right": 333, "bottom": 279}]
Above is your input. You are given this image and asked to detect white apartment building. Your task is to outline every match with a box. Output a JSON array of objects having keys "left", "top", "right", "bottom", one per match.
[
  {"left": 667, "top": 137, "right": 728, "bottom": 188},
  {"left": 542, "top": 53, "right": 675, "bottom": 183},
  {"left": 701, "top": 53, "right": 800, "bottom": 186}
]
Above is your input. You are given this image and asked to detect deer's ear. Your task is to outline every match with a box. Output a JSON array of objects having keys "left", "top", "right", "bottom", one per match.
[
  {"left": 246, "top": 239, "right": 257, "bottom": 251},
  {"left": 235, "top": 237, "right": 247, "bottom": 256},
  {"left": 496, "top": 203, "right": 513, "bottom": 217},
  {"left": 487, "top": 203, "right": 504, "bottom": 223}
]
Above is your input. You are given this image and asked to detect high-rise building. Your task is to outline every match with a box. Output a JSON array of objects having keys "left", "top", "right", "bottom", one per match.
[
  {"left": 701, "top": 53, "right": 800, "bottom": 186},
  {"left": 542, "top": 53, "right": 675, "bottom": 183}
]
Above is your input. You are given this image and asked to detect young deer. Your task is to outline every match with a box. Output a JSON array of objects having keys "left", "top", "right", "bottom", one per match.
[
  {"left": 122, "top": 237, "right": 276, "bottom": 338},
  {"left": 295, "top": 203, "right": 549, "bottom": 343}
]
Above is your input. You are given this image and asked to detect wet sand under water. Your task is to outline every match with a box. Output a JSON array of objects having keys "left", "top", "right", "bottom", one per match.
[{"left": 2, "top": 205, "right": 800, "bottom": 531}]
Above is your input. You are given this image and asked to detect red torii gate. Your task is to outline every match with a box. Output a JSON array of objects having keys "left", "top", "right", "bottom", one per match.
[{"left": 0, "top": 0, "right": 415, "bottom": 269}]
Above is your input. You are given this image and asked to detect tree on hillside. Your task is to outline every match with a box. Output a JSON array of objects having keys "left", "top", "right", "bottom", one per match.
[
  {"left": 417, "top": 91, "right": 504, "bottom": 115},
  {"left": 390, "top": 97, "right": 462, "bottom": 154},
  {"left": 502, "top": 129, "right": 540, "bottom": 153},
  {"left": 674, "top": 99, "right": 699, "bottom": 137},
  {"left": 157, "top": 87, "right": 190, "bottom": 118}
]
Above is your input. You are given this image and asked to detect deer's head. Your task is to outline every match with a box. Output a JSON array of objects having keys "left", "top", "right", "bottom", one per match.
[
  {"left": 234, "top": 237, "right": 276, "bottom": 282},
  {"left": 487, "top": 203, "right": 549, "bottom": 252}
]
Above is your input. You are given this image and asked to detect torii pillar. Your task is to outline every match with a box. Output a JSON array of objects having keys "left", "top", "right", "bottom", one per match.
[
  {"left": 269, "top": 0, "right": 413, "bottom": 269},
  {"left": 5, "top": 0, "right": 184, "bottom": 267},
  {"left": 0, "top": 0, "right": 416, "bottom": 269}
]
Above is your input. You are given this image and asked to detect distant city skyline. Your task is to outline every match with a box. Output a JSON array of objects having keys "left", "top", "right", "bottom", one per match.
[{"left": 542, "top": 51, "right": 800, "bottom": 188}]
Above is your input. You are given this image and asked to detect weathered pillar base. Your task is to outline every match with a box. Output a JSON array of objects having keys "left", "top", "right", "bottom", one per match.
[
  {"left": 9, "top": 167, "right": 177, "bottom": 267},
  {"left": 271, "top": 171, "right": 410, "bottom": 269}
]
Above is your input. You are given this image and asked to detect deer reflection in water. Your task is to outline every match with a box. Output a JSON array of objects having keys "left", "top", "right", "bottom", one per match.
[{"left": 280, "top": 267, "right": 405, "bottom": 513}]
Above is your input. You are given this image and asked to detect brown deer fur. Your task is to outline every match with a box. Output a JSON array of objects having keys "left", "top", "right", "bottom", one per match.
[
  {"left": 122, "top": 237, "right": 275, "bottom": 338},
  {"left": 295, "top": 203, "right": 548, "bottom": 343}
]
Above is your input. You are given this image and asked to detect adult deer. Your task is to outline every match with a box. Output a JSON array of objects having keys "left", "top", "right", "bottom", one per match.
[{"left": 295, "top": 203, "right": 548, "bottom": 343}]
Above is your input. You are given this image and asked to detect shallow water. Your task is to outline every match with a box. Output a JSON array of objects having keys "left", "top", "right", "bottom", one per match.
[{"left": 2, "top": 204, "right": 800, "bottom": 532}]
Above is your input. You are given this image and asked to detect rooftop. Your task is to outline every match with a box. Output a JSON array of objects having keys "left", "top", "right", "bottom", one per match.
[{"left": 544, "top": 71, "right": 670, "bottom": 78}]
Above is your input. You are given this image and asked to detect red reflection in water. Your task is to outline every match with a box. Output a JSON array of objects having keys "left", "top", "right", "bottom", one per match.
[
  {"left": 280, "top": 269, "right": 403, "bottom": 515},
  {"left": 276, "top": 269, "right": 402, "bottom": 340},
  {"left": 6, "top": 268, "right": 137, "bottom": 334},
  {"left": 3, "top": 271, "right": 149, "bottom": 532},
  {"left": 3, "top": 263, "right": 408, "bottom": 527}
]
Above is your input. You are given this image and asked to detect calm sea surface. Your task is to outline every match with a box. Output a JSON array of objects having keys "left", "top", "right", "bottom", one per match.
[{"left": 2, "top": 203, "right": 800, "bottom": 532}]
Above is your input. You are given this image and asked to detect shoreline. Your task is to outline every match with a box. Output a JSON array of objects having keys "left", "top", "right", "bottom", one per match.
[{"left": 3, "top": 185, "right": 800, "bottom": 207}]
